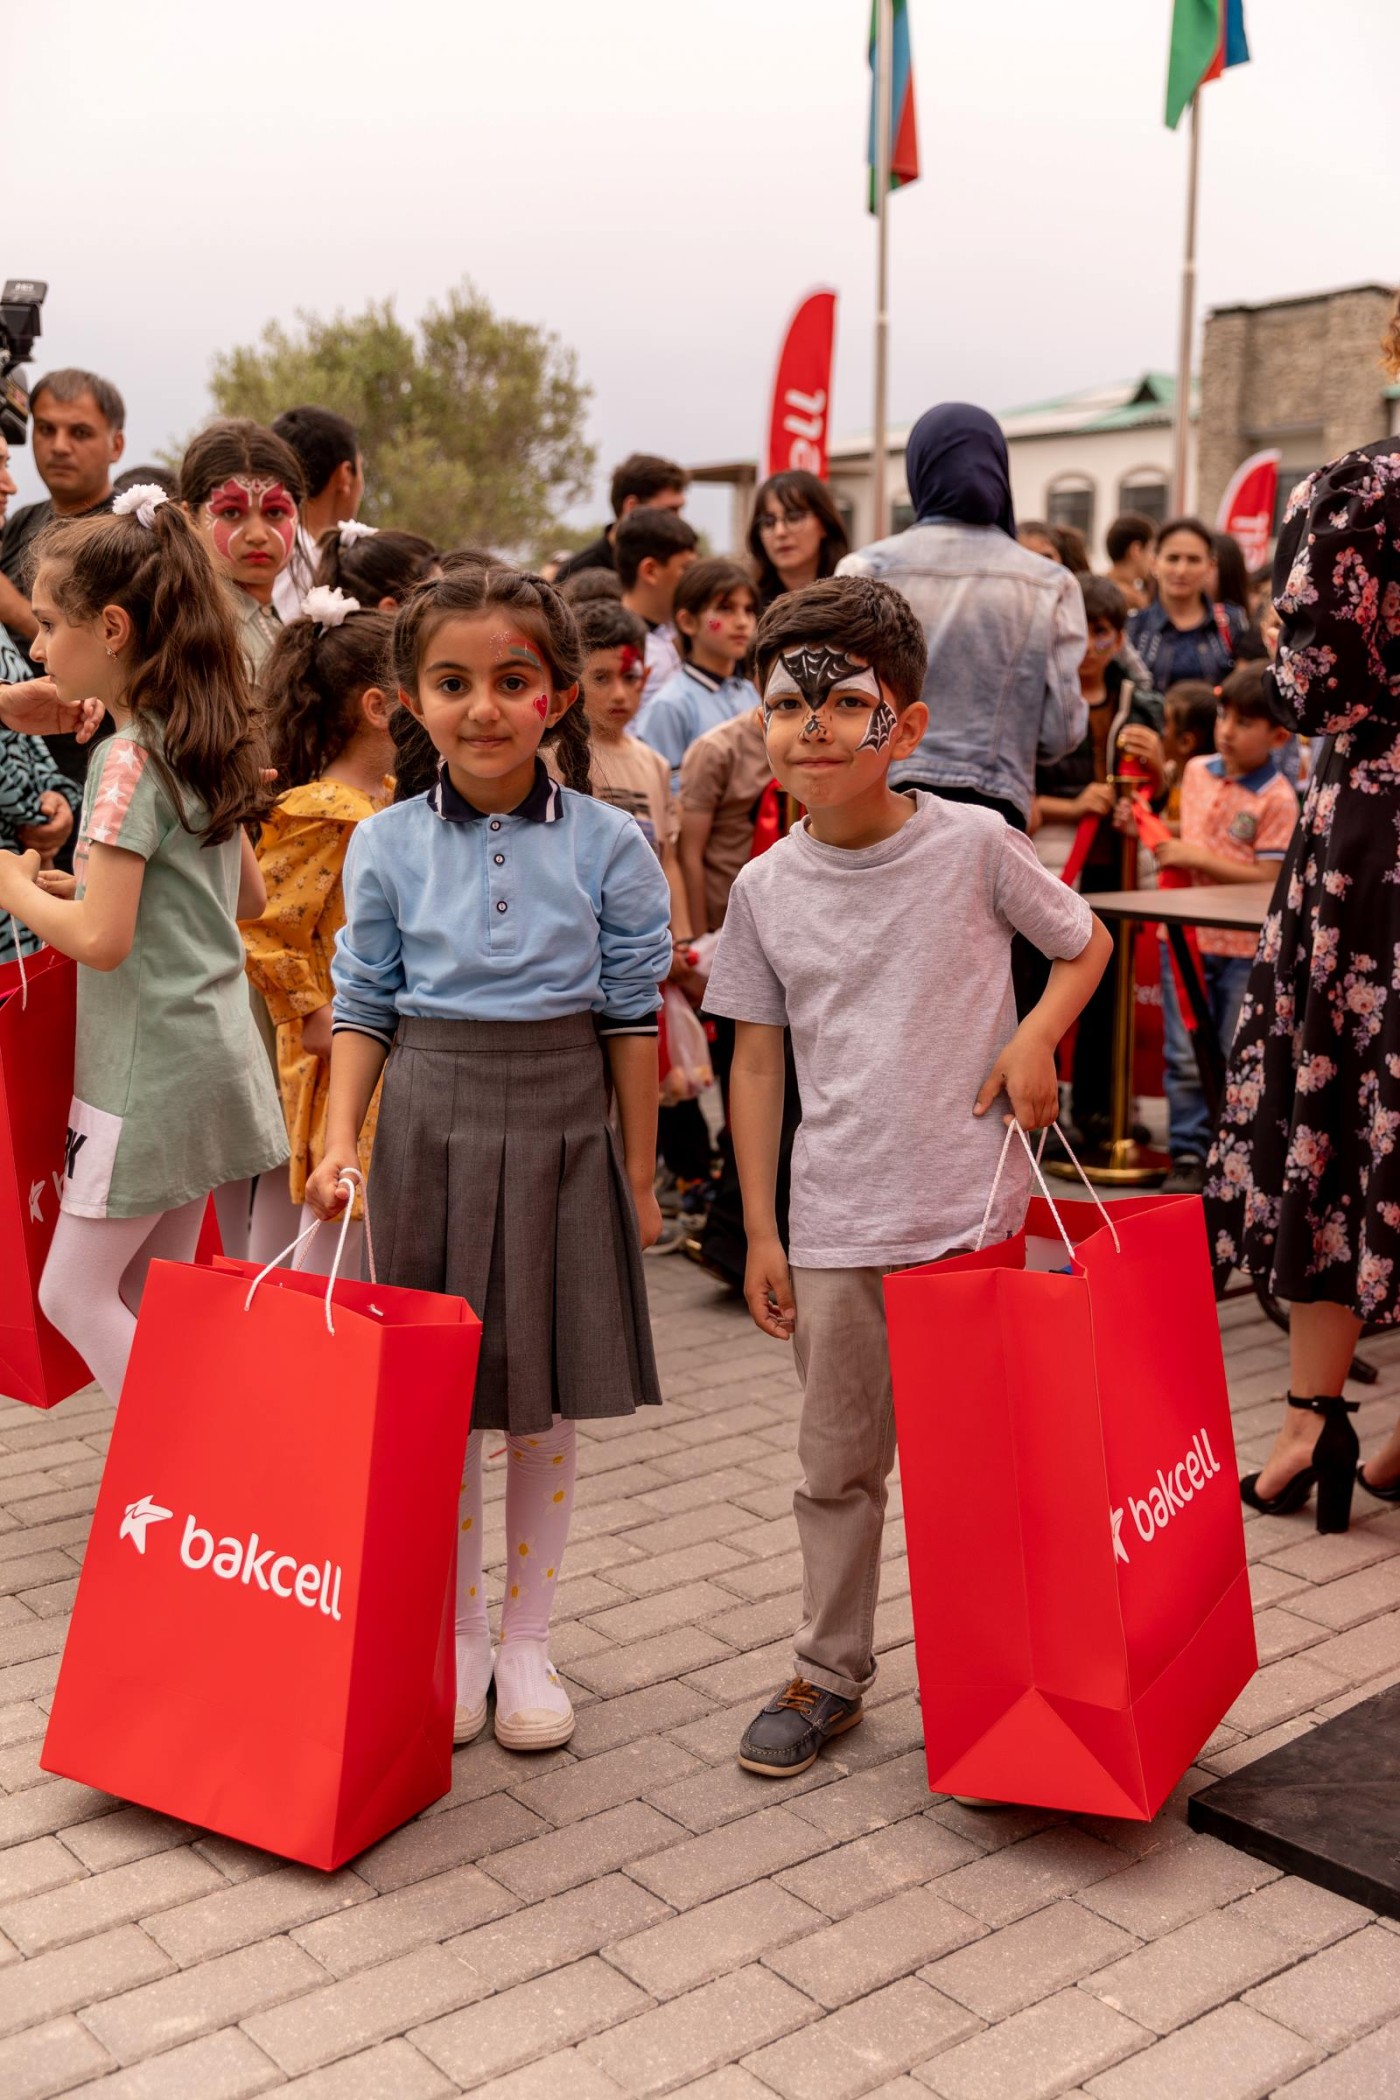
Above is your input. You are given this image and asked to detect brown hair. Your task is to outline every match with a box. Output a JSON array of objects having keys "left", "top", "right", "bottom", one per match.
[
  {"left": 261, "top": 607, "right": 394, "bottom": 788},
  {"left": 1383, "top": 289, "right": 1400, "bottom": 381},
  {"left": 747, "top": 471, "right": 849, "bottom": 606},
  {"left": 179, "top": 418, "right": 306, "bottom": 513},
  {"left": 390, "top": 564, "right": 592, "bottom": 795},
  {"left": 754, "top": 575, "right": 928, "bottom": 713},
  {"left": 609, "top": 452, "right": 688, "bottom": 515},
  {"left": 672, "top": 557, "right": 756, "bottom": 657},
  {"left": 313, "top": 527, "right": 437, "bottom": 609},
  {"left": 575, "top": 598, "right": 646, "bottom": 657},
  {"left": 1155, "top": 515, "right": 1215, "bottom": 558},
  {"left": 31, "top": 504, "right": 270, "bottom": 844}
]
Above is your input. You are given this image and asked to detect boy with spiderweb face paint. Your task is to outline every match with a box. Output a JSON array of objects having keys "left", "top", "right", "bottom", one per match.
[{"left": 703, "top": 576, "right": 1112, "bottom": 1782}]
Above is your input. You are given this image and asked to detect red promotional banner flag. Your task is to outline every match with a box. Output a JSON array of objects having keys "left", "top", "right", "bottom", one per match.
[
  {"left": 765, "top": 291, "right": 837, "bottom": 481},
  {"left": 1215, "top": 447, "right": 1280, "bottom": 570},
  {"left": 884, "top": 1139, "right": 1255, "bottom": 1820},
  {"left": 43, "top": 1248, "right": 480, "bottom": 1867},
  {"left": 0, "top": 946, "right": 92, "bottom": 1409}
]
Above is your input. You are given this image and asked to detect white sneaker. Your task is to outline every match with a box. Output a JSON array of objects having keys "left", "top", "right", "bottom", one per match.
[
  {"left": 453, "top": 1638, "right": 495, "bottom": 1746},
  {"left": 493, "top": 1641, "right": 575, "bottom": 1751}
]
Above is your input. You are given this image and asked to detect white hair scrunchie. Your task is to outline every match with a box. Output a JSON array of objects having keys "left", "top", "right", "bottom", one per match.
[
  {"left": 111, "top": 484, "right": 170, "bottom": 531},
  {"left": 337, "top": 519, "right": 378, "bottom": 545},
  {"left": 302, "top": 585, "right": 361, "bottom": 630}
]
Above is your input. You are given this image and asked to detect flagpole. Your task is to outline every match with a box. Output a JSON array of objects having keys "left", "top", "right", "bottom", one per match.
[
  {"left": 871, "top": 0, "right": 893, "bottom": 541},
  {"left": 1171, "top": 87, "right": 1201, "bottom": 512}
]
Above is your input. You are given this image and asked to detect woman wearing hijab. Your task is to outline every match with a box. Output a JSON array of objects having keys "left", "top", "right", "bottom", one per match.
[{"left": 839, "top": 402, "right": 1087, "bottom": 830}]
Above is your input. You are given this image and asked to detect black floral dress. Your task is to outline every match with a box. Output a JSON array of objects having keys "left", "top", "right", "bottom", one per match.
[{"left": 1207, "top": 438, "right": 1400, "bottom": 1324}]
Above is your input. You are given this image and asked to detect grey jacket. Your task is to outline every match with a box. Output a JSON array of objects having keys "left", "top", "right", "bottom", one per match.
[{"left": 838, "top": 522, "right": 1088, "bottom": 823}]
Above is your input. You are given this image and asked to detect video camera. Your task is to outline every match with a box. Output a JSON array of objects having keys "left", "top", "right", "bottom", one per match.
[{"left": 0, "top": 280, "right": 47, "bottom": 446}]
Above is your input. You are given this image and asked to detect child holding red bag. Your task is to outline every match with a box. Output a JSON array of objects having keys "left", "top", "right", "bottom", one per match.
[
  {"left": 240, "top": 588, "right": 396, "bottom": 1276},
  {"left": 305, "top": 564, "right": 671, "bottom": 1753},
  {"left": 0, "top": 486, "right": 286, "bottom": 1404}
]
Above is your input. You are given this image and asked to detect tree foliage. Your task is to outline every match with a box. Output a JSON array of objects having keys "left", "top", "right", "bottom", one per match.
[{"left": 206, "top": 282, "right": 595, "bottom": 554}]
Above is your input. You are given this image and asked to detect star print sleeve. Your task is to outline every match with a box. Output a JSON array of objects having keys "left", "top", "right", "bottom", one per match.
[
  {"left": 85, "top": 737, "right": 167, "bottom": 860},
  {"left": 595, "top": 813, "right": 672, "bottom": 1036},
  {"left": 330, "top": 822, "right": 404, "bottom": 1046}
]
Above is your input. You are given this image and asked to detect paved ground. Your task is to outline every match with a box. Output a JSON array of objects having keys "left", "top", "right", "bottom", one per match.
[{"left": 4, "top": 1236, "right": 1400, "bottom": 2099}]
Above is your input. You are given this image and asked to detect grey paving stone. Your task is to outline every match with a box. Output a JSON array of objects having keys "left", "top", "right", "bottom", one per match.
[
  {"left": 140, "top": 1864, "right": 369, "bottom": 1967},
  {"left": 579, "top": 1963, "right": 815, "bottom": 2097},
  {"left": 605, "top": 1880, "right": 823, "bottom": 1998},
  {"left": 0, "top": 1925, "right": 173, "bottom": 2040},
  {"left": 270, "top": 2038, "right": 457, "bottom": 2099},
  {"left": 764, "top": 1884, "right": 985, "bottom": 2009},
  {"left": 1243, "top": 1922, "right": 1400, "bottom": 2046},
  {"left": 449, "top": 1872, "right": 670, "bottom": 1993},
  {"left": 352, "top": 1792, "right": 546, "bottom": 1893},
  {"left": 83, "top": 1936, "right": 324, "bottom": 2064},
  {"left": 1227, "top": 1877, "right": 1374, "bottom": 1955},
  {"left": 929, "top": 1828, "right": 1125, "bottom": 1929},
  {"left": 59, "top": 1808, "right": 198, "bottom": 1875},
  {"left": 60, "top": 2028, "right": 281, "bottom": 2098},
  {"left": 0, "top": 1847, "right": 228, "bottom": 1955},
  {"left": 776, "top": 1815, "right": 982, "bottom": 1921},
  {"left": 922, "top": 1899, "right": 1139, "bottom": 2022},
  {"left": 242, "top": 1945, "right": 485, "bottom": 2076},
  {"left": 1286, "top": 1555, "right": 1400, "bottom": 1630},
  {"left": 412, "top": 1953, "right": 650, "bottom": 2089},
  {"left": 487, "top": 1800, "right": 686, "bottom": 1903},
  {"left": 1272, "top": 2014, "right": 1400, "bottom": 2098},
  {"left": 782, "top": 1748, "right": 935, "bottom": 1839},
  {"left": 0, "top": 2016, "right": 113, "bottom": 2100},
  {"left": 471, "top": 2051, "right": 629, "bottom": 2100},
  {"left": 508, "top": 1737, "right": 701, "bottom": 1826},
  {"left": 625, "top": 1804, "right": 833, "bottom": 1911},
  {"left": 0, "top": 1836, "right": 82, "bottom": 1906},
  {"left": 567, "top": 1679, "right": 717, "bottom": 1760},
  {"left": 567, "top": 1626, "right": 737, "bottom": 1698},
  {"left": 645, "top": 1753, "right": 841, "bottom": 1835},
  {"left": 1081, "top": 2001, "right": 1318, "bottom": 2099},
  {"left": 745, "top": 1978, "right": 980, "bottom": 2100},
  {"left": 1084, "top": 1906, "right": 1294, "bottom": 2034},
  {"left": 291, "top": 1862, "right": 517, "bottom": 1975},
  {"left": 1076, "top": 1834, "right": 1278, "bottom": 1939},
  {"left": 912, "top": 1985, "right": 1148, "bottom": 2100}
]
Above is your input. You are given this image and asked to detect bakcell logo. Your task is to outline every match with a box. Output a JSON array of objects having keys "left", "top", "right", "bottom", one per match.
[
  {"left": 1112, "top": 1429, "right": 1224, "bottom": 1561},
  {"left": 116, "top": 1497, "right": 344, "bottom": 1619}
]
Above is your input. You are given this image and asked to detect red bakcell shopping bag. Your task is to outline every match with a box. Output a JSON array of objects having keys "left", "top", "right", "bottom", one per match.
[
  {"left": 884, "top": 1128, "right": 1256, "bottom": 1821},
  {"left": 0, "top": 945, "right": 92, "bottom": 1409},
  {"left": 42, "top": 1213, "right": 481, "bottom": 1868}
]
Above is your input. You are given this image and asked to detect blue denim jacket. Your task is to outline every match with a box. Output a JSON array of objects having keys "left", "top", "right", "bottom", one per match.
[{"left": 838, "top": 522, "right": 1088, "bottom": 823}]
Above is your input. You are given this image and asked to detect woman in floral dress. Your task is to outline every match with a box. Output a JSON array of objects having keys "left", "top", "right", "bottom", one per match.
[{"left": 1207, "top": 306, "right": 1400, "bottom": 1532}]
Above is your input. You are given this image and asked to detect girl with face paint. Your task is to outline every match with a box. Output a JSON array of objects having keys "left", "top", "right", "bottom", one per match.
[
  {"left": 304, "top": 563, "right": 673, "bottom": 1754},
  {"left": 179, "top": 420, "right": 307, "bottom": 689}
]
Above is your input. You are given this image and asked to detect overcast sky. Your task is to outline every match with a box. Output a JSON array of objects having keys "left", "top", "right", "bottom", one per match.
[{"left": 8, "top": 0, "right": 1397, "bottom": 545}]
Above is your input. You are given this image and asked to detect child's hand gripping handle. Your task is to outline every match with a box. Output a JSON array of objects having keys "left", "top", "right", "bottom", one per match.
[{"left": 242, "top": 1170, "right": 377, "bottom": 1336}]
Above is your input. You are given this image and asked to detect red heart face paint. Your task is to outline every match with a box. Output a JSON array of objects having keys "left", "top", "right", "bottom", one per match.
[
  {"left": 201, "top": 477, "right": 298, "bottom": 574},
  {"left": 618, "top": 644, "right": 642, "bottom": 676},
  {"left": 534, "top": 695, "right": 549, "bottom": 718},
  {"left": 705, "top": 616, "right": 724, "bottom": 632}
]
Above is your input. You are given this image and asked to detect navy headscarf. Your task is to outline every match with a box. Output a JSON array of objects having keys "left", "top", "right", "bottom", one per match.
[{"left": 904, "top": 402, "right": 1016, "bottom": 539}]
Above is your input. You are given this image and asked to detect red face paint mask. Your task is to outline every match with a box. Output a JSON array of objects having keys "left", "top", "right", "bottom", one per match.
[{"left": 202, "top": 476, "right": 297, "bottom": 569}]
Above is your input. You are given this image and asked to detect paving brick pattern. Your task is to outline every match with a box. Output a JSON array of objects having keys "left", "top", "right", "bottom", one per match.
[{"left": 3, "top": 1254, "right": 1400, "bottom": 2094}]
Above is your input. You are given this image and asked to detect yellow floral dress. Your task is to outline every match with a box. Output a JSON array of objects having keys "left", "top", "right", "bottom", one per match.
[{"left": 240, "top": 779, "right": 391, "bottom": 1212}]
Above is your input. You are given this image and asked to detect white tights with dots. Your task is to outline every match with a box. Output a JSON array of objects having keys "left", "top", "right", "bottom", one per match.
[{"left": 455, "top": 1418, "right": 577, "bottom": 1720}]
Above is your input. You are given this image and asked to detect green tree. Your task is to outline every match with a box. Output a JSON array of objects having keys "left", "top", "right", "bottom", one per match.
[{"left": 205, "top": 281, "right": 595, "bottom": 554}]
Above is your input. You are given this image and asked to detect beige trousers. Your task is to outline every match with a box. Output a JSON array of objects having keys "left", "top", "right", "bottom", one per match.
[{"left": 790, "top": 1265, "right": 899, "bottom": 1702}]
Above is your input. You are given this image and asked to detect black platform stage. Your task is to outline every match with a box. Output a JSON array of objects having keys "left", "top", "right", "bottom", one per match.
[{"left": 1188, "top": 1684, "right": 1400, "bottom": 1919}]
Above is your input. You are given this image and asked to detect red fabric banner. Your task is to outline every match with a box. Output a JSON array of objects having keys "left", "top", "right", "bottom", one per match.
[{"left": 765, "top": 292, "right": 837, "bottom": 481}]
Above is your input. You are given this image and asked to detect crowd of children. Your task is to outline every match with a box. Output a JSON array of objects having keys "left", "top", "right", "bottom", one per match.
[{"left": 0, "top": 389, "right": 1305, "bottom": 1773}]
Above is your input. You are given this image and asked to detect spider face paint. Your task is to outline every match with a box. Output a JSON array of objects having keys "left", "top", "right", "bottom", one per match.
[
  {"left": 761, "top": 648, "right": 883, "bottom": 735},
  {"left": 859, "top": 699, "right": 898, "bottom": 751}
]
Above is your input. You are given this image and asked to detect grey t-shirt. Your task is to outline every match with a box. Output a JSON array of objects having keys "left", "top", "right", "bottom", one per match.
[{"left": 704, "top": 791, "right": 1094, "bottom": 1268}]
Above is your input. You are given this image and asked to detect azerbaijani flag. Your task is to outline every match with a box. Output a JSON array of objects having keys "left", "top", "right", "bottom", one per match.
[
  {"left": 867, "top": 0, "right": 920, "bottom": 213},
  {"left": 1165, "top": 0, "right": 1250, "bottom": 129}
]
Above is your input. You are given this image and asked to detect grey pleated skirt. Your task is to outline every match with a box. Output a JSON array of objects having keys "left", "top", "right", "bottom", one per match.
[{"left": 367, "top": 1012, "right": 662, "bottom": 1434}]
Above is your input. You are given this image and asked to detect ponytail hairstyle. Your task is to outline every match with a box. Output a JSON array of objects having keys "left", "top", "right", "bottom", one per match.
[
  {"left": 261, "top": 602, "right": 395, "bottom": 789},
  {"left": 179, "top": 417, "right": 306, "bottom": 516},
  {"left": 31, "top": 503, "right": 270, "bottom": 844},
  {"left": 390, "top": 563, "right": 593, "bottom": 797},
  {"left": 313, "top": 523, "right": 438, "bottom": 608}
]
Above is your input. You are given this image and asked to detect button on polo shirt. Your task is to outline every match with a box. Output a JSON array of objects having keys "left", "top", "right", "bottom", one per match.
[{"left": 424, "top": 758, "right": 564, "bottom": 956}]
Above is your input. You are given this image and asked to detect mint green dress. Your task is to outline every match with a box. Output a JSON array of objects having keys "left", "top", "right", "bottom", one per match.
[{"left": 62, "top": 725, "right": 288, "bottom": 1220}]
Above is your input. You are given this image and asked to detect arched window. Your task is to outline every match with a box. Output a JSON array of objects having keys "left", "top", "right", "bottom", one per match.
[
  {"left": 1046, "top": 474, "right": 1095, "bottom": 543},
  {"left": 1116, "top": 468, "right": 1168, "bottom": 526}
]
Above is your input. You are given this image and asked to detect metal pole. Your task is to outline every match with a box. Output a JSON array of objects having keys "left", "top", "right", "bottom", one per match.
[
  {"left": 1171, "top": 89, "right": 1201, "bottom": 512},
  {"left": 872, "top": 0, "right": 893, "bottom": 541}
]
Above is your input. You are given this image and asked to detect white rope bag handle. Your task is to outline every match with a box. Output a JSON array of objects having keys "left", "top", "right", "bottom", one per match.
[
  {"left": 8, "top": 917, "right": 27, "bottom": 1010},
  {"left": 975, "top": 1120, "right": 1121, "bottom": 1261},
  {"left": 243, "top": 1169, "right": 378, "bottom": 1335}
]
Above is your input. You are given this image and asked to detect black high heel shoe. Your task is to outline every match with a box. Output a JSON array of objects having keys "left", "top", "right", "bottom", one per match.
[
  {"left": 1356, "top": 1460, "right": 1400, "bottom": 1504},
  {"left": 1240, "top": 1394, "right": 1360, "bottom": 1533}
]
